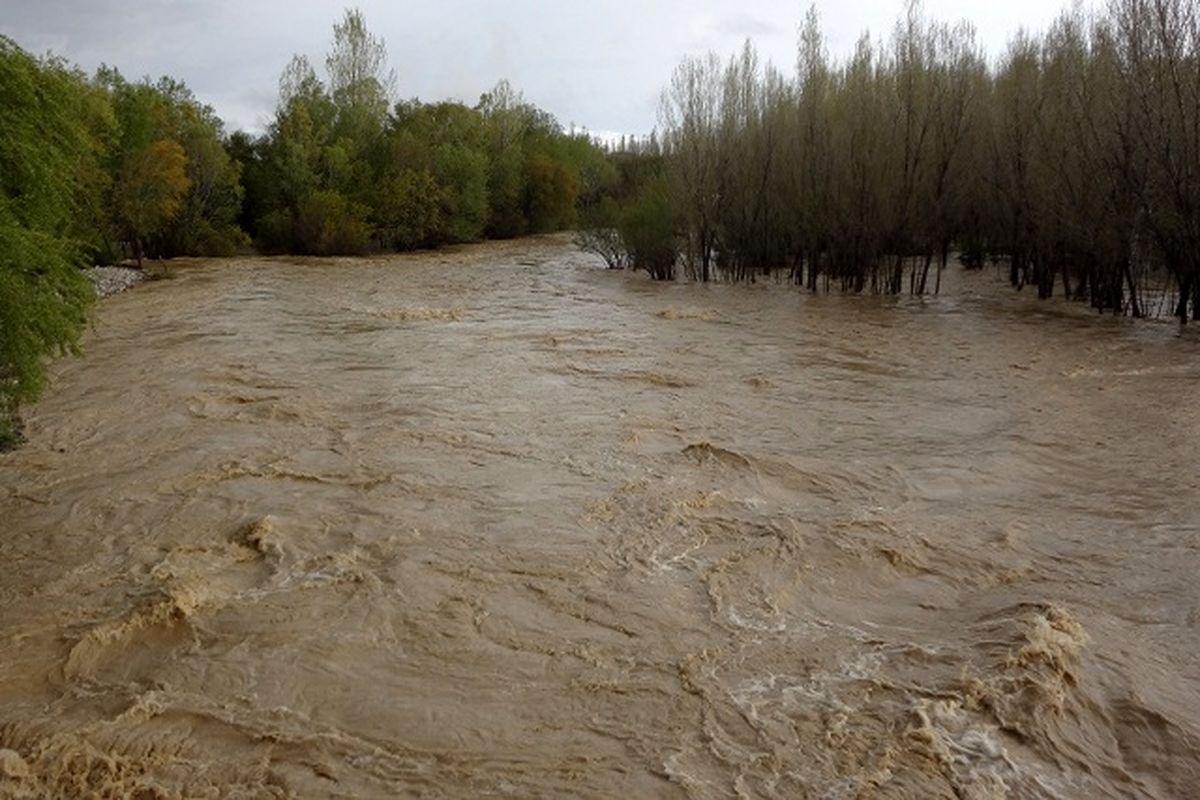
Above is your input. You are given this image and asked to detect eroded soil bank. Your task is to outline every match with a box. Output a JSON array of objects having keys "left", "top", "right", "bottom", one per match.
[{"left": 2, "top": 236, "right": 1198, "bottom": 798}]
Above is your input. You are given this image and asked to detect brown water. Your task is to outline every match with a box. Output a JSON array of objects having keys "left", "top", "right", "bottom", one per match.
[{"left": 1, "top": 235, "right": 1199, "bottom": 799}]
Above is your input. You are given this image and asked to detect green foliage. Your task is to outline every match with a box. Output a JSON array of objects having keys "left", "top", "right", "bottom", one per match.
[
  {"left": 270, "top": 96, "right": 326, "bottom": 208},
  {"left": 431, "top": 143, "right": 489, "bottom": 243},
  {"left": 112, "top": 139, "right": 190, "bottom": 263},
  {"left": 161, "top": 102, "right": 247, "bottom": 256},
  {"left": 326, "top": 8, "right": 393, "bottom": 142},
  {"left": 485, "top": 148, "right": 527, "bottom": 238},
  {"left": 257, "top": 190, "right": 371, "bottom": 256},
  {"left": 0, "top": 412, "right": 23, "bottom": 451},
  {"left": 254, "top": 209, "right": 296, "bottom": 254},
  {"left": 0, "top": 224, "right": 95, "bottom": 406},
  {"left": 226, "top": 130, "right": 269, "bottom": 235},
  {"left": 575, "top": 148, "right": 672, "bottom": 273},
  {"left": 523, "top": 154, "right": 580, "bottom": 233},
  {"left": 99, "top": 69, "right": 246, "bottom": 262},
  {"left": 574, "top": 196, "right": 629, "bottom": 270},
  {"left": 68, "top": 81, "right": 119, "bottom": 265},
  {"left": 240, "top": 15, "right": 602, "bottom": 255},
  {"left": 618, "top": 175, "right": 678, "bottom": 280},
  {"left": 371, "top": 169, "right": 442, "bottom": 250},
  {"left": 295, "top": 190, "right": 372, "bottom": 255},
  {"left": 0, "top": 37, "right": 97, "bottom": 424}
]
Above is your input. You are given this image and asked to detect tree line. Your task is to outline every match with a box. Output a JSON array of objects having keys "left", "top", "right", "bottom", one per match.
[
  {"left": 230, "top": 11, "right": 605, "bottom": 255},
  {"left": 581, "top": 0, "right": 1200, "bottom": 323}
]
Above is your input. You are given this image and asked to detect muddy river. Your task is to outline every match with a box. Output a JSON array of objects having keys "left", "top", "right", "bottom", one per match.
[{"left": 1, "top": 235, "right": 1198, "bottom": 798}]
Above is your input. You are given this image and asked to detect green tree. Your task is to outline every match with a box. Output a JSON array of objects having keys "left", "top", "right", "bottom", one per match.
[
  {"left": 326, "top": 7, "right": 393, "bottom": 132},
  {"left": 432, "top": 142, "right": 489, "bottom": 242},
  {"left": 619, "top": 173, "right": 679, "bottom": 280},
  {"left": 522, "top": 153, "right": 580, "bottom": 233},
  {"left": 159, "top": 88, "right": 246, "bottom": 256},
  {"left": 240, "top": 9, "right": 614, "bottom": 256},
  {"left": 0, "top": 38, "right": 99, "bottom": 445},
  {"left": 371, "top": 169, "right": 442, "bottom": 249},
  {"left": 112, "top": 138, "right": 190, "bottom": 264},
  {"left": 99, "top": 69, "right": 243, "bottom": 261},
  {"left": 295, "top": 189, "right": 371, "bottom": 255}
]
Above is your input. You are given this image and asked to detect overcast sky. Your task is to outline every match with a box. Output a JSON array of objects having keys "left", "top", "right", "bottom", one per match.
[{"left": 3, "top": 0, "right": 1084, "bottom": 137}]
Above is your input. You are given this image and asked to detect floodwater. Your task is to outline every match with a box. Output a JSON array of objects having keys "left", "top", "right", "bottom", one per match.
[{"left": 1, "top": 235, "right": 1198, "bottom": 799}]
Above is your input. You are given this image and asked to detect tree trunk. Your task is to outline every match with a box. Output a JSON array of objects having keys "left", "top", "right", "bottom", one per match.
[
  {"left": 917, "top": 252, "right": 933, "bottom": 295},
  {"left": 935, "top": 248, "right": 946, "bottom": 296},
  {"left": 1176, "top": 275, "right": 1192, "bottom": 324},
  {"left": 1122, "top": 260, "right": 1141, "bottom": 318}
]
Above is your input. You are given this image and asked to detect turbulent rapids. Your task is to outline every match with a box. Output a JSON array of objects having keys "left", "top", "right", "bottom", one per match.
[{"left": 1, "top": 235, "right": 1198, "bottom": 798}]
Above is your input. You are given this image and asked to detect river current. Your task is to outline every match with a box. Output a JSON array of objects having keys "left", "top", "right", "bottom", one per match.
[{"left": 1, "top": 235, "right": 1198, "bottom": 798}]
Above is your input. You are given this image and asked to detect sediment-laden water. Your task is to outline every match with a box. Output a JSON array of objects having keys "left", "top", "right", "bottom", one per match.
[{"left": 1, "top": 235, "right": 1198, "bottom": 798}]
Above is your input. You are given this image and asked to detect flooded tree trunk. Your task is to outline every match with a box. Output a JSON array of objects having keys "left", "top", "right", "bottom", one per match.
[
  {"left": 917, "top": 252, "right": 934, "bottom": 295},
  {"left": 1176, "top": 275, "right": 1192, "bottom": 324},
  {"left": 1010, "top": 253, "right": 1024, "bottom": 291},
  {"left": 1073, "top": 268, "right": 1089, "bottom": 302},
  {"left": 934, "top": 247, "right": 947, "bottom": 296},
  {"left": 1036, "top": 258, "right": 1054, "bottom": 299},
  {"left": 1122, "top": 261, "right": 1141, "bottom": 318}
]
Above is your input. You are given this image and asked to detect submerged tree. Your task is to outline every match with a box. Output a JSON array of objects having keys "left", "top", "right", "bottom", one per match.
[
  {"left": 661, "top": 53, "right": 723, "bottom": 281},
  {"left": 627, "top": 0, "right": 1200, "bottom": 320}
]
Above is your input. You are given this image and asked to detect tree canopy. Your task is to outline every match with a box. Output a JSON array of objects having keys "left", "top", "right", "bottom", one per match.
[
  {"left": 237, "top": 9, "right": 600, "bottom": 255},
  {"left": 584, "top": 0, "right": 1200, "bottom": 322}
]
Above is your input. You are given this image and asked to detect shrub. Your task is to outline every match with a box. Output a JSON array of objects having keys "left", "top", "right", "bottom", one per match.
[{"left": 294, "top": 189, "right": 371, "bottom": 255}]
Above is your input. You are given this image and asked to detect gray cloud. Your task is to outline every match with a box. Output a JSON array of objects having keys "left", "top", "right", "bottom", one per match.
[{"left": 1, "top": 0, "right": 1085, "bottom": 136}]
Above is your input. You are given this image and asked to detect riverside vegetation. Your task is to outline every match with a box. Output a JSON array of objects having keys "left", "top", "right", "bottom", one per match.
[
  {"left": 3, "top": 0, "right": 1200, "bottom": 443},
  {"left": 2, "top": 5, "right": 1200, "bottom": 796},
  {"left": 581, "top": 0, "right": 1200, "bottom": 326}
]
